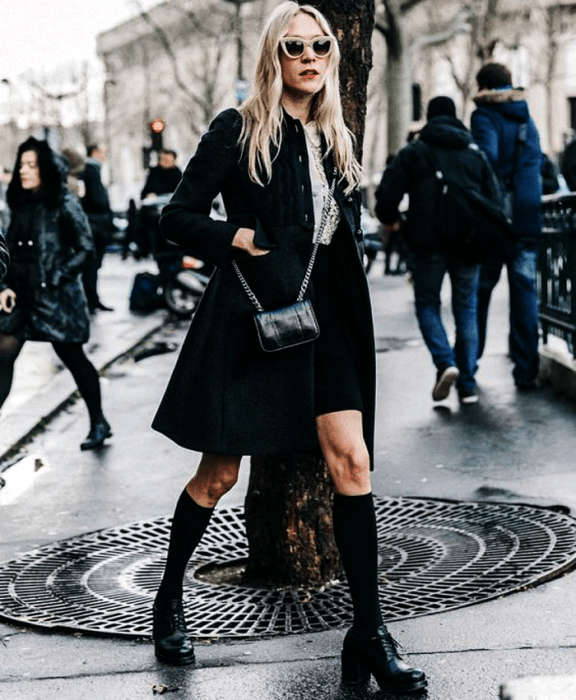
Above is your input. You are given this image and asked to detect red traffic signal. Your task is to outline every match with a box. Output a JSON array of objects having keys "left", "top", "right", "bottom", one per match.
[
  {"left": 149, "top": 118, "right": 165, "bottom": 134},
  {"left": 149, "top": 119, "right": 165, "bottom": 151}
]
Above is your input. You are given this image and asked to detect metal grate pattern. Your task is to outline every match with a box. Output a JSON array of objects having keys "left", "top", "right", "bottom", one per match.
[{"left": 0, "top": 496, "right": 575, "bottom": 638}]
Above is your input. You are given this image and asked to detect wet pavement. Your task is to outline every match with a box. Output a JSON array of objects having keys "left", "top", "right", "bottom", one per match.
[{"left": 0, "top": 254, "right": 575, "bottom": 699}]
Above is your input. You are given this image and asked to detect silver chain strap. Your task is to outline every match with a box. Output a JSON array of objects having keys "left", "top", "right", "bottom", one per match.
[
  {"left": 232, "top": 170, "right": 337, "bottom": 312},
  {"left": 232, "top": 259, "right": 265, "bottom": 311}
]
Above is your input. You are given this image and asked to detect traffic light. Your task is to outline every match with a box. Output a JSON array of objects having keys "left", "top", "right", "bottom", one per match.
[{"left": 149, "top": 118, "right": 165, "bottom": 151}]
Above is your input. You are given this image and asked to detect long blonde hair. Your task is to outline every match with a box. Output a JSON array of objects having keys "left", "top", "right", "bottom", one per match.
[{"left": 239, "top": 1, "right": 361, "bottom": 195}]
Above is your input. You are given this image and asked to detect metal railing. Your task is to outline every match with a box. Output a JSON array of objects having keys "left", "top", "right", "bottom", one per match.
[{"left": 539, "top": 193, "right": 576, "bottom": 357}]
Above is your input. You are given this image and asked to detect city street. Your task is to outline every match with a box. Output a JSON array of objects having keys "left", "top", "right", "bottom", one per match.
[{"left": 0, "top": 253, "right": 575, "bottom": 700}]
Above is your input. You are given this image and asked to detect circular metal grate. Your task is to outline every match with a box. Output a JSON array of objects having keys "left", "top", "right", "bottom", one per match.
[{"left": 0, "top": 496, "right": 575, "bottom": 638}]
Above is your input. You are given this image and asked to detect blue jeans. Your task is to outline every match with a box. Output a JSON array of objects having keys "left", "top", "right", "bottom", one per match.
[
  {"left": 412, "top": 253, "right": 480, "bottom": 394},
  {"left": 477, "top": 243, "right": 539, "bottom": 385}
]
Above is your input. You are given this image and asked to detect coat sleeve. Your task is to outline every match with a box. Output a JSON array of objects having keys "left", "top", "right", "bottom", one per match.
[
  {"left": 160, "top": 109, "right": 245, "bottom": 268},
  {"left": 52, "top": 194, "right": 96, "bottom": 287},
  {"left": 374, "top": 148, "right": 414, "bottom": 225}
]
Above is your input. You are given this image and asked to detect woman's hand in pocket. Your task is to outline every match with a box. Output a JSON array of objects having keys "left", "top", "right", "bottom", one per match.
[
  {"left": 232, "top": 227, "right": 270, "bottom": 257},
  {"left": 0, "top": 289, "right": 16, "bottom": 314}
]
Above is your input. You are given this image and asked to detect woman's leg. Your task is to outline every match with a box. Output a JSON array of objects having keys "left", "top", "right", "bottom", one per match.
[
  {"left": 316, "top": 410, "right": 380, "bottom": 636},
  {"left": 0, "top": 334, "right": 25, "bottom": 408},
  {"left": 52, "top": 342, "right": 111, "bottom": 450},
  {"left": 153, "top": 454, "right": 241, "bottom": 665},
  {"left": 156, "top": 453, "right": 241, "bottom": 603},
  {"left": 317, "top": 410, "right": 427, "bottom": 692},
  {"left": 52, "top": 342, "right": 103, "bottom": 424}
]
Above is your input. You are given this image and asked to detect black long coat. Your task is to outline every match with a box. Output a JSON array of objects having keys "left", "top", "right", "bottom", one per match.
[
  {"left": 0, "top": 192, "right": 94, "bottom": 343},
  {"left": 152, "top": 109, "right": 376, "bottom": 464}
]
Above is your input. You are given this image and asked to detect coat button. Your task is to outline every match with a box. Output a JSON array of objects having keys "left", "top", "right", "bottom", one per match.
[
  {"left": 17, "top": 240, "right": 23, "bottom": 246},
  {"left": 346, "top": 196, "right": 354, "bottom": 203},
  {"left": 27, "top": 240, "right": 33, "bottom": 246},
  {"left": 41, "top": 282, "right": 47, "bottom": 288},
  {"left": 355, "top": 228, "right": 363, "bottom": 239}
]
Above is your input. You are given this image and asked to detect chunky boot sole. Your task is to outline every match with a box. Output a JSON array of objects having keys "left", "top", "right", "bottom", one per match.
[
  {"left": 154, "top": 646, "right": 195, "bottom": 666},
  {"left": 341, "top": 648, "right": 428, "bottom": 694}
]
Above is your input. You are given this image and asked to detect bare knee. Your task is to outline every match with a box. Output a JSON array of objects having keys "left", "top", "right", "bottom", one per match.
[
  {"left": 327, "top": 443, "right": 371, "bottom": 495},
  {"left": 317, "top": 411, "right": 371, "bottom": 496},
  {"left": 187, "top": 454, "right": 240, "bottom": 508}
]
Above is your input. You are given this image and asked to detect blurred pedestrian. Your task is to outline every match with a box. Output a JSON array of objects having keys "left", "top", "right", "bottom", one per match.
[
  {"left": 140, "top": 149, "right": 183, "bottom": 271},
  {"left": 61, "top": 147, "right": 86, "bottom": 199},
  {"left": 150, "top": 2, "right": 427, "bottom": 694},
  {"left": 541, "top": 153, "right": 559, "bottom": 195},
  {"left": 376, "top": 96, "right": 501, "bottom": 404},
  {"left": 80, "top": 144, "right": 114, "bottom": 313},
  {"left": 0, "top": 137, "right": 112, "bottom": 450},
  {"left": 381, "top": 155, "right": 409, "bottom": 276},
  {"left": 560, "top": 137, "right": 576, "bottom": 192},
  {"left": 141, "top": 148, "right": 182, "bottom": 201},
  {"left": 471, "top": 63, "right": 542, "bottom": 390}
]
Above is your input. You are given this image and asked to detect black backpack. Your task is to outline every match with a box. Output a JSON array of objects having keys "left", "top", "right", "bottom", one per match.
[
  {"left": 129, "top": 271, "right": 162, "bottom": 312},
  {"left": 426, "top": 146, "right": 513, "bottom": 264}
]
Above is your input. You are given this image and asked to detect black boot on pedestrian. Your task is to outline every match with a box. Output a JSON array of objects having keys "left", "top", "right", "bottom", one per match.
[
  {"left": 153, "top": 598, "right": 195, "bottom": 665},
  {"left": 80, "top": 418, "right": 112, "bottom": 450},
  {"left": 341, "top": 626, "right": 427, "bottom": 694}
]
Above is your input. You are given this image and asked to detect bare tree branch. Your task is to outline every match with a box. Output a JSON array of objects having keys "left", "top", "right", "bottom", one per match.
[{"left": 130, "top": 0, "right": 198, "bottom": 103}]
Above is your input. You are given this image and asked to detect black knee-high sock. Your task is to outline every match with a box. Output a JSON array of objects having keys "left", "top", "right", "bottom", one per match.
[
  {"left": 155, "top": 489, "right": 214, "bottom": 605},
  {"left": 332, "top": 492, "right": 384, "bottom": 639}
]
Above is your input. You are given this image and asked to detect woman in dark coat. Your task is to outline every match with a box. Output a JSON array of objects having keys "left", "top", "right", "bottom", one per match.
[
  {"left": 152, "top": 2, "right": 426, "bottom": 694},
  {"left": 0, "top": 137, "right": 111, "bottom": 450}
]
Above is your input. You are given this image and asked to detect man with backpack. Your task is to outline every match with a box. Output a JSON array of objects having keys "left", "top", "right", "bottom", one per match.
[
  {"left": 376, "top": 96, "right": 502, "bottom": 404},
  {"left": 471, "top": 63, "right": 543, "bottom": 390}
]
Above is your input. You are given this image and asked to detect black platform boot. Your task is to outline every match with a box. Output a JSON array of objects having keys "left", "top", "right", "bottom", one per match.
[
  {"left": 341, "top": 626, "right": 427, "bottom": 694},
  {"left": 153, "top": 598, "right": 195, "bottom": 665}
]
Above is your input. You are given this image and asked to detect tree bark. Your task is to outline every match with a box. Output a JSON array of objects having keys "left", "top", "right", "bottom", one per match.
[
  {"left": 243, "top": 0, "right": 375, "bottom": 588},
  {"left": 244, "top": 454, "right": 341, "bottom": 587},
  {"left": 314, "top": 0, "right": 376, "bottom": 157}
]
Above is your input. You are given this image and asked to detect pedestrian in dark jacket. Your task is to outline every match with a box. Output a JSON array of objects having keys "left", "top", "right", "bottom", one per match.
[
  {"left": 80, "top": 144, "right": 114, "bottom": 313},
  {"left": 471, "top": 62, "right": 542, "bottom": 389},
  {"left": 375, "top": 96, "right": 501, "bottom": 404},
  {"left": 0, "top": 137, "right": 112, "bottom": 450},
  {"left": 140, "top": 149, "right": 182, "bottom": 200},
  {"left": 140, "top": 149, "right": 183, "bottom": 268},
  {"left": 151, "top": 2, "right": 426, "bottom": 693}
]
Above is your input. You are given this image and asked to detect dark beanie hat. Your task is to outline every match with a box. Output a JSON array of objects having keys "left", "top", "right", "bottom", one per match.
[{"left": 426, "top": 96, "right": 456, "bottom": 120}]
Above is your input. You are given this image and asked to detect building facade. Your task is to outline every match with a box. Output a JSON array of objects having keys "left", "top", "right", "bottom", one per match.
[{"left": 97, "top": 0, "right": 576, "bottom": 206}]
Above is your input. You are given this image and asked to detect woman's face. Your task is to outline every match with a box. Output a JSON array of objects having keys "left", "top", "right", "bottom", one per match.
[
  {"left": 279, "top": 13, "right": 331, "bottom": 100},
  {"left": 19, "top": 150, "right": 41, "bottom": 191}
]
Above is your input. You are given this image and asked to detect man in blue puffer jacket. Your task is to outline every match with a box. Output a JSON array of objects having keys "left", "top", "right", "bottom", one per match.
[{"left": 471, "top": 62, "right": 543, "bottom": 390}]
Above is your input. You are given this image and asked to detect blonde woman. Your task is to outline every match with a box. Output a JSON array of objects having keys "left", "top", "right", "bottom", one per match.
[{"left": 151, "top": 2, "right": 426, "bottom": 694}]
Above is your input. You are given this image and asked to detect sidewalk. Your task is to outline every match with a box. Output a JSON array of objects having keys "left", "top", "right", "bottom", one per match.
[{"left": 0, "top": 256, "right": 575, "bottom": 700}]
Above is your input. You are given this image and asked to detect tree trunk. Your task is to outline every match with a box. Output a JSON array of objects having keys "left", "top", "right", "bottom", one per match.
[
  {"left": 380, "top": 0, "right": 411, "bottom": 156},
  {"left": 243, "top": 0, "right": 375, "bottom": 588},
  {"left": 315, "top": 0, "right": 376, "bottom": 158},
  {"left": 244, "top": 454, "right": 341, "bottom": 587}
]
